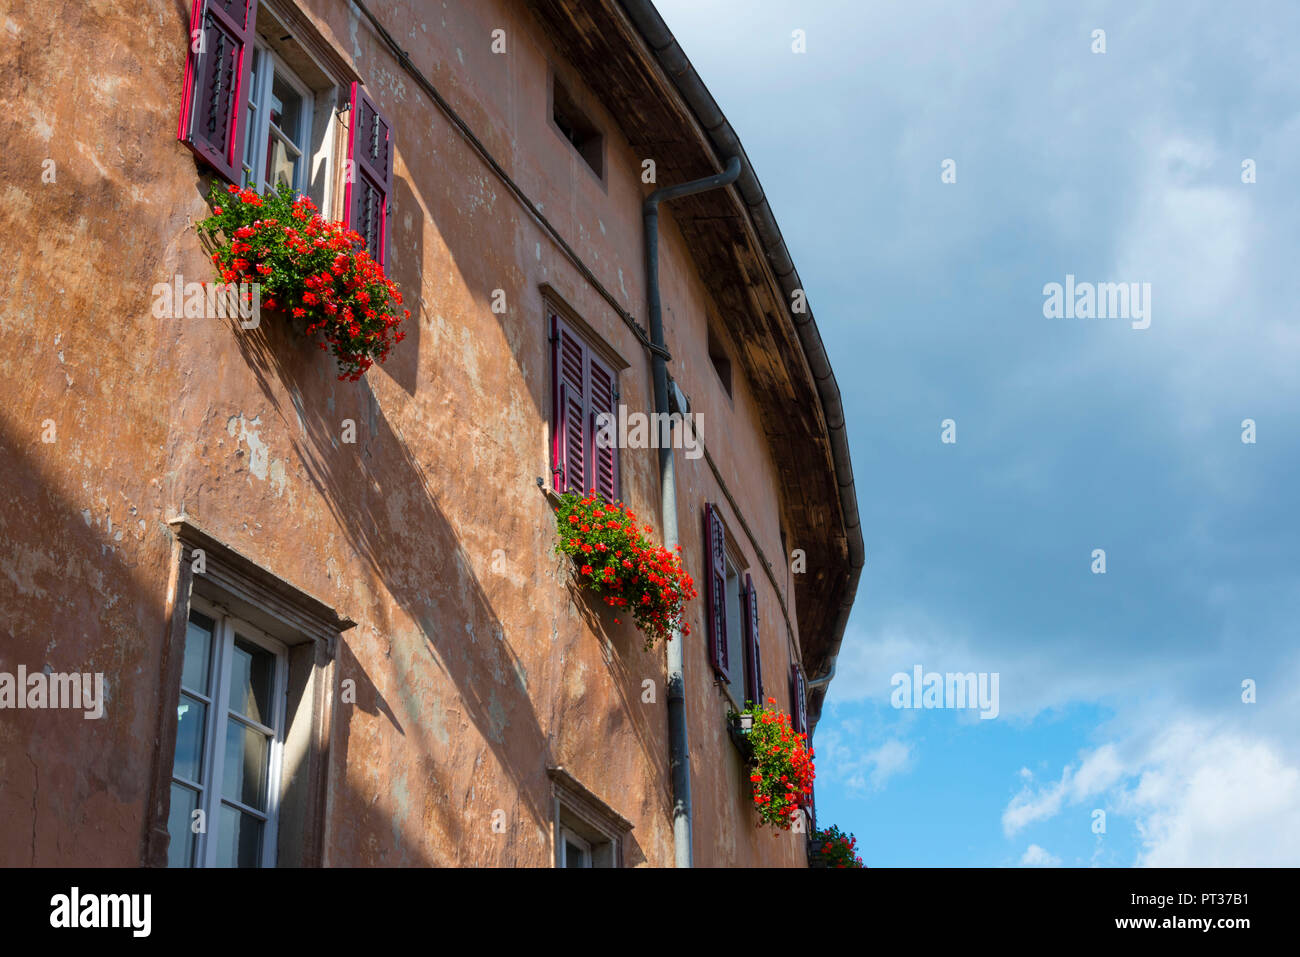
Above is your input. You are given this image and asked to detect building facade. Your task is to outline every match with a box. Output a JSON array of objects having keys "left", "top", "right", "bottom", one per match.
[{"left": 0, "top": 0, "right": 863, "bottom": 867}]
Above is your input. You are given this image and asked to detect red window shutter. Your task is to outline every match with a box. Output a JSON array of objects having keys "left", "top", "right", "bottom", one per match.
[
  {"left": 551, "top": 315, "right": 587, "bottom": 495},
  {"left": 345, "top": 82, "right": 394, "bottom": 266},
  {"left": 790, "top": 663, "right": 808, "bottom": 737},
  {"left": 742, "top": 574, "right": 763, "bottom": 706},
  {"left": 178, "top": 0, "right": 258, "bottom": 184},
  {"left": 588, "top": 353, "right": 619, "bottom": 502},
  {"left": 704, "top": 503, "right": 729, "bottom": 681}
]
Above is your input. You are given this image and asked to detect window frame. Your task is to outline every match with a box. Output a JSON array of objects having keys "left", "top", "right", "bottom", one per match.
[
  {"left": 548, "top": 766, "right": 631, "bottom": 869},
  {"left": 548, "top": 68, "right": 606, "bottom": 185},
  {"left": 145, "top": 517, "right": 355, "bottom": 868},
  {"left": 241, "top": 43, "right": 316, "bottom": 195},
  {"left": 559, "top": 827, "right": 593, "bottom": 868},
  {"left": 170, "top": 595, "right": 289, "bottom": 869},
  {"left": 550, "top": 311, "right": 621, "bottom": 501}
]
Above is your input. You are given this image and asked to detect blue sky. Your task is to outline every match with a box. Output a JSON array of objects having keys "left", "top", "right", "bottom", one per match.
[{"left": 654, "top": 0, "right": 1300, "bottom": 866}]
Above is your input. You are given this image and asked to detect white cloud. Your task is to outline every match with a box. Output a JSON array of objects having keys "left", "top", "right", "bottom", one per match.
[
  {"left": 1020, "top": 844, "right": 1061, "bottom": 867},
  {"left": 1003, "top": 744, "right": 1126, "bottom": 835},
  {"left": 815, "top": 724, "right": 913, "bottom": 794},
  {"left": 1002, "top": 722, "right": 1300, "bottom": 866},
  {"left": 1126, "top": 728, "right": 1300, "bottom": 867}
]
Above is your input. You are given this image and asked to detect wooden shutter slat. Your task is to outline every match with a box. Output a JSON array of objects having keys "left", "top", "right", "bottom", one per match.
[
  {"left": 704, "top": 503, "right": 729, "bottom": 681},
  {"left": 588, "top": 354, "right": 618, "bottom": 502},
  {"left": 790, "top": 663, "right": 808, "bottom": 738},
  {"left": 552, "top": 316, "right": 588, "bottom": 494},
  {"left": 345, "top": 82, "right": 394, "bottom": 266},
  {"left": 742, "top": 574, "right": 762, "bottom": 706},
  {"left": 178, "top": 0, "right": 258, "bottom": 184}
]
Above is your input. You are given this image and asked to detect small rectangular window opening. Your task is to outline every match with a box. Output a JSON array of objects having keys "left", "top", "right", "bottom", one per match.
[
  {"left": 552, "top": 76, "right": 604, "bottom": 180},
  {"left": 708, "top": 325, "right": 732, "bottom": 398}
]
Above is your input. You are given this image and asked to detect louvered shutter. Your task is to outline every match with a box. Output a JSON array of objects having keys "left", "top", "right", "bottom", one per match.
[
  {"left": 588, "top": 353, "right": 619, "bottom": 502},
  {"left": 742, "top": 574, "right": 763, "bottom": 706},
  {"left": 551, "top": 315, "right": 587, "bottom": 495},
  {"left": 178, "top": 0, "right": 258, "bottom": 184},
  {"left": 704, "top": 503, "right": 729, "bottom": 681},
  {"left": 345, "top": 83, "right": 394, "bottom": 266},
  {"left": 790, "top": 663, "right": 808, "bottom": 737}
]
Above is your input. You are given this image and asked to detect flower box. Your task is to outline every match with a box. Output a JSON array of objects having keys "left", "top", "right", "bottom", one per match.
[
  {"left": 553, "top": 490, "right": 696, "bottom": 651},
  {"left": 727, "top": 711, "right": 755, "bottom": 761},
  {"left": 809, "top": 825, "right": 865, "bottom": 867},
  {"left": 733, "top": 699, "right": 815, "bottom": 829},
  {"left": 198, "top": 182, "right": 410, "bottom": 381}
]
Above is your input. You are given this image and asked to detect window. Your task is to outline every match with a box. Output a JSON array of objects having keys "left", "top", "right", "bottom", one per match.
[
  {"left": 708, "top": 325, "right": 732, "bottom": 398},
  {"left": 790, "top": 663, "right": 809, "bottom": 739},
  {"left": 178, "top": 1, "right": 392, "bottom": 264},
  {"left": 551, "top": 313, "right": 619, "bottom": 501},
  {"left": 242, "top": 45, "right": 314, "bottom": 194},
  {"left": 559, "top": 828, "right": 592, "bottom": 868},
  {"left": 168, "top": 599, "right": 287, "bottom": 868},
  {"left": 705, "top": 504, "right": 764, "bottom": 706},
  {"left": 145, "top": 518, "right": 355, "bottom": 868},
  {"left": 550, "top": 74, "right": 604, "bottom": 180},
  {"left": 724, "top": 556, "right": 743, "bottom": 702},
  {"left": 548, "top": 767, "right": 631, "bottom": 868}
]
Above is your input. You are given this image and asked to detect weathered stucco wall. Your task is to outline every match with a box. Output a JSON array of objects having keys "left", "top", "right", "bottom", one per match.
[{"left": 0, "top": 0, "right": 812, "bottom": 867}]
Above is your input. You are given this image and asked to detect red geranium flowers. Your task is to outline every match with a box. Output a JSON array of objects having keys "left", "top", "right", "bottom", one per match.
[
  {"left": 812, "top": 824, "right": 865, "bottom": 868},
  {"left": 199, "top": 182, "right": 410, "bottom": 381},
  {"left": 734, "top": 697, "right": 815, "bottom": 830},
  {"left": 553, "top": 490, "right": 697, "bottom": 650}
]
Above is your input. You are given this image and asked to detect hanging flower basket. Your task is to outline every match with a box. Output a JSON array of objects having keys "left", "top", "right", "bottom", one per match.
[
  {"left": 553, "top": 490, "right": 697, "bottom": 651},
  {"left": 197, "top": 182, "right": 410, "bottom": 381},
  {"left": 809, "top": 824, "right": 865, "bottom": 868},
  {"left": 733, "top": 698, "right": 815, "bottom": 829},
  {"left": 727, "top": 710, "right": 755, "bottom": 761}
]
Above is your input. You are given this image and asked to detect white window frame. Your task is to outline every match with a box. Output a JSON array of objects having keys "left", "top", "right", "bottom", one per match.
[
  {"left": 170, "top": 595, "right": 288, "bottom": 868},
  {"left": 242, "top": 44, "right": 315, "bottom": 196},
  {"left": 559, "top": 827, "right": 592, "bottom": 868},
  {"left": 723, "top": 554, "right": 747, "bottom": 706}
]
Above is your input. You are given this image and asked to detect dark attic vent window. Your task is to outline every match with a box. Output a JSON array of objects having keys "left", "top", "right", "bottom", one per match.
[
  {"left": 552, "top": 76, "right": 604, "bottom": 180},
  {"left": 708, "top": 325, "right": 733, "bottom": 398}
]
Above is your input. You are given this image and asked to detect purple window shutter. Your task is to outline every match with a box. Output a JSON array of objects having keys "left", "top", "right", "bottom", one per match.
[
  {"left": 790, "top": 663, "right": 808, "bottom": 737},
  {"left": 704, "top": 503, "right": 729, "bottom": 681},
  {"left": 345, "top": 82, "right": 394, "bottom": 266},
  {"left": 742, "top": 574, "right": 762, "bottom": 706},
  {"left": 178, "top": 0, "right": 258, "bottom": 184},
  {"left": 551, "top": 316, "right": 587, "bottom": 494},
  {"left": 588, "top": 353, "right": 619, "bottom": 502}
]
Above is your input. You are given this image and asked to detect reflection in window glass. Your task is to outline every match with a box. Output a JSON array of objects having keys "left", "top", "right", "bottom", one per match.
[
  {"left": 228, "top": 636, "right": 273, "bottom": 724},
  {"left": 181, "top": 613, "right": 214, "bottom": 694},
  {"left": 217, "top": 804, "right": 263, "bottom": 868},
  {"left": 222, "top": 720, "right": 269, "bottom": 811},
  {"left": 172, "top": 694, "right": 207, "bottom": 783}
]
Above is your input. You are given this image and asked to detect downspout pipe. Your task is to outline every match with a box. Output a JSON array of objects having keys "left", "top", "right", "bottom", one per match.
[
  {"left": 619, "top": 0, "right": 865, "bottom": 735},
  {"left": 645, "top": 155, "right": 742, "bottom": 869}
]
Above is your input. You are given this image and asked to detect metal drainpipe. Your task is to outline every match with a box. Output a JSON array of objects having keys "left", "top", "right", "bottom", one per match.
[{"left": 645, "top": 155, "right": 742, "bottom": 868}]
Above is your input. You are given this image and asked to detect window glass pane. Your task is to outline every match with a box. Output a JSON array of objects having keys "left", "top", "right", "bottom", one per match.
[
  {"left": 166, "top": 783, "right": 199, "bottom": 868},
  {"left": 217, "top": 805, "right": 263, "bottom": 867},
  {"left": 269, "top": 72, "right": 303, "bottom": 142},
  {"left": 248, "top": 47, "right": 261, "bottom": 103},
  {"left": 182, "top": 611, "right": 214, "bottom": 693},
  {"left": 222, "top": 720, "right": 269, "bottom": 810},
  {"left": 265, "top": 133, "right": 299, "bottom": 191},
  {"left": 228, "top": 636, "right": 274, "bottom": 725},
  {"left": 172, "top": 693, "right": 207, "bottom": 783}
]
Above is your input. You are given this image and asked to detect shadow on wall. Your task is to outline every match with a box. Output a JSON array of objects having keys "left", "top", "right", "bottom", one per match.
[
  {"left": 393, "top": 112, "right": 676, "bottom": 855},
  {"left": 0, "top": 418, "right": 169, "bottom": 866},
  {"left": 375, "top": 175, "right": 423, "bottom": 396},
  {"left": 227, "top": 288, "right": 557, "bottom": 863}
]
